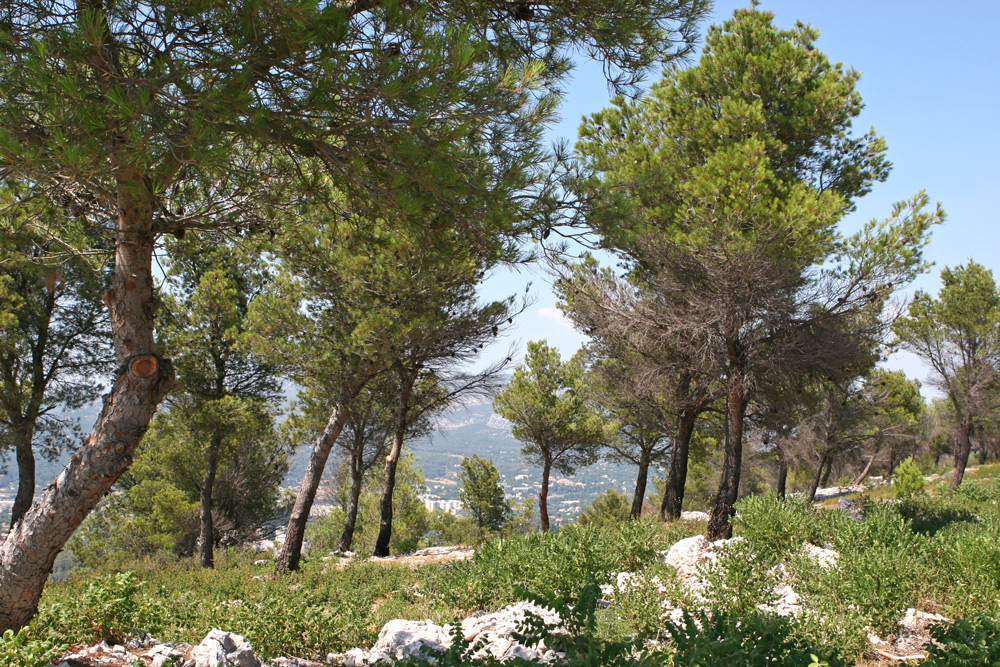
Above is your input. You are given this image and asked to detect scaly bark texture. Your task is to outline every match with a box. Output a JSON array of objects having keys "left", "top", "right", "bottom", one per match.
[{"left": 0, "top": 182, "right": 175, "bottom": 631}]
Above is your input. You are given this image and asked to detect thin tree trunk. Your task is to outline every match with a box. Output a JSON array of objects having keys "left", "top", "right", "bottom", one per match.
[
  {"left": 951, "top": 418, "right": 974, "bottom": 490},
  {"left": 539, "top": 457, "right": 552, "bottom": 533},
  {"left": 709, "top": 364, "right": 746, "bottom": 540},
  {"left": 853, "top": 450, "right": 878, "bottom": 486},
  {"left": 0, "top": 176, "right": 174, "bottom": 631},
  {"left": 776, "top": 457, "right": 788, "bottom": 499},
  {"left": 808, "top": 451, "right": 829, "bottom": 502},
  {"left": 630, "top": 450, "right": 650, "bottom": 520},
  {"left": 374, "top": 370, "right": 415, "bottom": 557},
  {"left": 978, "top": 443, "right": 987, "bottom": 465},
  {"left": 337, "top": 467, "right": 364, "bottom": 553},
  {"left": 661, "top": 407, "right": 696, "bottom": 521},
  {"left": 276, "top": 389, "right": 363, "bottom": 573},
  {"left": 199, "top": 432, "right": 223, "bottom": 568}
]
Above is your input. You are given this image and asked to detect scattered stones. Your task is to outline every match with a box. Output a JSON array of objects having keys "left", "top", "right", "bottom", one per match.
[
  {"left": 327, "top": 601, "right": 564, "bottom": 665},
  {"left": 186, "top": 629, "right": 262, "bottom": 667},
  {"left": 330, "top": 545, "right": 475, "bottom": 570},
  {"left": 801, "top": 543, "right": 840, "bottom": 568},
  {"left": 679, "top": 511, "right": 710, "bottom": 522}
]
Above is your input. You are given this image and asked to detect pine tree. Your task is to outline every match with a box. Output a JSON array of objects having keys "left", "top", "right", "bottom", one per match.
[
  {"left": 494, "top": 341, "right": 609, "bottom": 532},
  {"left": 458, "top": 455, "right": 511, "bottom": 532}
]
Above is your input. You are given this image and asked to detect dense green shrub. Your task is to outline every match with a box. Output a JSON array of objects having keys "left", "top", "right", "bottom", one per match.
[
  {"left": 42, "top": 571, "right": 167, "bottom": 644},
  {"left": 893, "top": 457, "right": 926, "bottom": 499},
  {"left": 0, "top": 628, "right": 63, "bottom": 667},
  {"left": 923, "top": 615, "right": 1000, "bottom": 666},
  {"left": 664, "top": 610, "right": 849, "bottom": 667},
  {"left": 731, "top": 495, "right": 824, "bottom": 565},
  {"left": 700, "top": 538, "right": 779, "bottom": 616},
  {"left": 577, "top": 489, "right": 632, "bottom": 529}
]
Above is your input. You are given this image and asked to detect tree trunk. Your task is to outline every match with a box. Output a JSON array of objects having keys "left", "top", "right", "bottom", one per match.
[
  {"left": 276, "top": 386, "right": 364, "bottom": 573},
  {"left": 776, "top": 457, "right": 788, "bottom": 499},
  {"left": 820, "top": 457, "right": 834, "bottom": 487},
  {"left": 0, "top": 180, "right": 174, "bottom": 632},
  {"left": 978, "top": 442, "right": 987, "bottom": 465},
  {"left": 198, "top": 432, "right": 223, "bottom": 568},
  {"left": 9, "top": 427, "right": 36, "bottom": 532},
  {"left": 373, "top": 370, "right": 415, "bottom": 557},
  {"left": 337, "top": 466, "right": 364, "bottom": 553},
  {"left": 630, "top": 450, "right": 651, "bottom": 519},
  {"left": 661, "top": 407, "right": 696, "bottom": 521},
  {"left": 708, "top": 365, "right": 746, "bottom": 541},
  {"left": 853, "top": 450, "right": 878, "bottom": 486},
  {"left": 539, "top": 457, "right": 552, "bottom": 533},
  {"left": 807, "top": 451, "right": 828, "bottom": 502},
  {"left": 951, "top": 417, "right": 973, "bottom": 490}
]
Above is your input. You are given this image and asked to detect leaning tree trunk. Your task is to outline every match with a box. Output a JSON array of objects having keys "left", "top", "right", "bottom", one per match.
[
  {"left": 337, "top": 469, "right": 364, "bottom": 553},
  {"left": 708, "top": 363, "right": 746, "bottom": 541},
  {"left": 9, "top": 427, "right": 36, "bottom": 532},
  {"left": 951, "top": 417, "right": 974, "bottom": 490},
  {"left": 630, "top": 450, "right": 651, "bottom": 519},
  {"left": 373, "top": 371, "right": 415, "bottom": 557},
  {"left": 853, "top": 449, "right": 878, "bottom": 486},
  {"left": 539, "top": 457, "right": 552, "bottom": 533},
  {"left": 276, "top": 382, "right": 368, "bottom": 573},
  {"left": 820, "top": 456, "right": 834, "bottom": 487},
  {"left": 0, "top": 182, "right": 175, "bottom": 631},
  {"left": 661, "top": 407, "right": 697, "bottom": 521},
  {"left": 198, "top": 432, "right": 223, "bottom": 568},
  {"left": 807, "top": 451, "right": 829, "bottom": 502}
]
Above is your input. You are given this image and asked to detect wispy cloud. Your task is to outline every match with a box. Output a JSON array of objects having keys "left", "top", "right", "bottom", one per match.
[{"left": 537, "top": 307, "right": 574, "bottom": 330}]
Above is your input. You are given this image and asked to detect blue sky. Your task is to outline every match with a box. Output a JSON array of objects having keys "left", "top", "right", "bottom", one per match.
[{"left": 477, "top": 1, "right": 1000, "bottom": 394}]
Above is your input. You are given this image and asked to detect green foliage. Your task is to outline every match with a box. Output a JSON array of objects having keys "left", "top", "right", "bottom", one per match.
[
  {"left": 577, "top": 489, "right": 631, "bottom": 529},
  {"left": 700, "top": 538, "right": 780, "bottom": 616},
  {"left": 923, "top": 615, "right": 1000, "bottom": 666},
  {"left": 459, "top": 455, "right": 511, "bottom": 532},
  {"left": 0, "top": 628, "right": 62, "bottom": 667},
  {"left": 664, "top": 610, "right": 849, "bottom": 667},
  {"left": 893, "top": 456, "right": 926, "bottom": 498},
  {"left": 732, "top": 495, "right": 822, "bottom": 565},
  {"left": 41, "top": 572, "right": 166, "bottom": 644}
]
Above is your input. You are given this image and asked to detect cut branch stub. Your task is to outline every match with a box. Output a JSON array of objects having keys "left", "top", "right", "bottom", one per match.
[{"left": 129, "top": 355, "right": 158, "bottom": 378}]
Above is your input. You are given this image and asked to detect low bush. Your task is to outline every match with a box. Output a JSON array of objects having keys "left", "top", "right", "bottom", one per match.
[
  {"left": 892, "top": 457, "right": 926, "bottom": 499},
  {"left": 731, "top": 495, "right": 826, "bottom": 565},
  {"left": 923, "top": 615, "right": 1000, "bottom": 666},
  {"left": 0, "top": 628, "right": 63, "bottom": 667}
]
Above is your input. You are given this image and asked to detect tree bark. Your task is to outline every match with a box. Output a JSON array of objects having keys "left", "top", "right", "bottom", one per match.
[
  {"left": 374, "top": 370, "right": 415, "bottom": 557},
  {"left": 661, "top": 407, "right": 696, "bottom": 521},
  {"left": 0, "top": 177, "right": 175, "bottom": 631},
  {"left": 337, "top": 465, "right": 364, "bottom": 553},
  {"left": 776, "top": 457, "right": 788, "bottom": 499},
  {"left": 9, "top": 427, "right": 36, "bottom": 532},
  {"left": 951, "top": 417, "right": 973, "bottom": 490},
  {"left": 539, "top": 456, "right": 552, "bottom": 532},
  {"left": 807, "top": 451, "right": 829, "bottom": 502},
  {"left": 820, "top": 456, "right": 834, "bottom": 487},
  {"left": 198, "top": 432, "right": 223, "bottom": 568},
  {"left": 708, "top": 364, "right": 746, "bottom": 541},
  {"left": 276, "top": 387, "right": 364, "bottom": 573},
  {"left": 853, "top": 450, "right": 878, "bottom": 486},
  {"left": 630, "top": 450, "right": 650, "bottom": 519}
]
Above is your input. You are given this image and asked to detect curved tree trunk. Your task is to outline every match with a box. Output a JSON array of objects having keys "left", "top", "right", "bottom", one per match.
[
  {"left": 661, "top": 407, "right": 696, "bottom": 521},
  {"left": 276, "top": 386, "right": 365, "bottom": 573},
  {"left": 539, "top": 457, "right": 552, "bottom": 533},
  {"left": 374, "top": 370, "right": 415, "bottom": 557},
  {"left": 820, "top": 456, "right": 834, "bottom": 487},
  {"left": 708, "top": 364, "right": 746, "bottom": 541},
  {"left": 198, "top": 432, "right": 223, "bottom": 568},
  {"left": 951, "top": 417, "right": 974, "bottom": 490},
  {"left": 0, "top": 177, "right": 175, "bottom": 631},
  {"left": 630, "top": 450, "right": 651, "bottom": 519},
  {"left": 10, "top": 427, "right": 36, "bottom": 532}
]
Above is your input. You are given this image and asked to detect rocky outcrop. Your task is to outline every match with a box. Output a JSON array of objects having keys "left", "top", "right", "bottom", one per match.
[
  {"left": 48, "top": 631, "right": 261, "bottom": 667},
  {"left": 327, "top": 601, "right": 564, "bottom": 665},
  {"left": 188, "top": 629, "right": 262, "bottom": 667}
]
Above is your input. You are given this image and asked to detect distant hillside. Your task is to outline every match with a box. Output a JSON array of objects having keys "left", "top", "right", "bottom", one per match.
[{"left": 2, "top": 397, "right": 648, "bottom": 523}]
